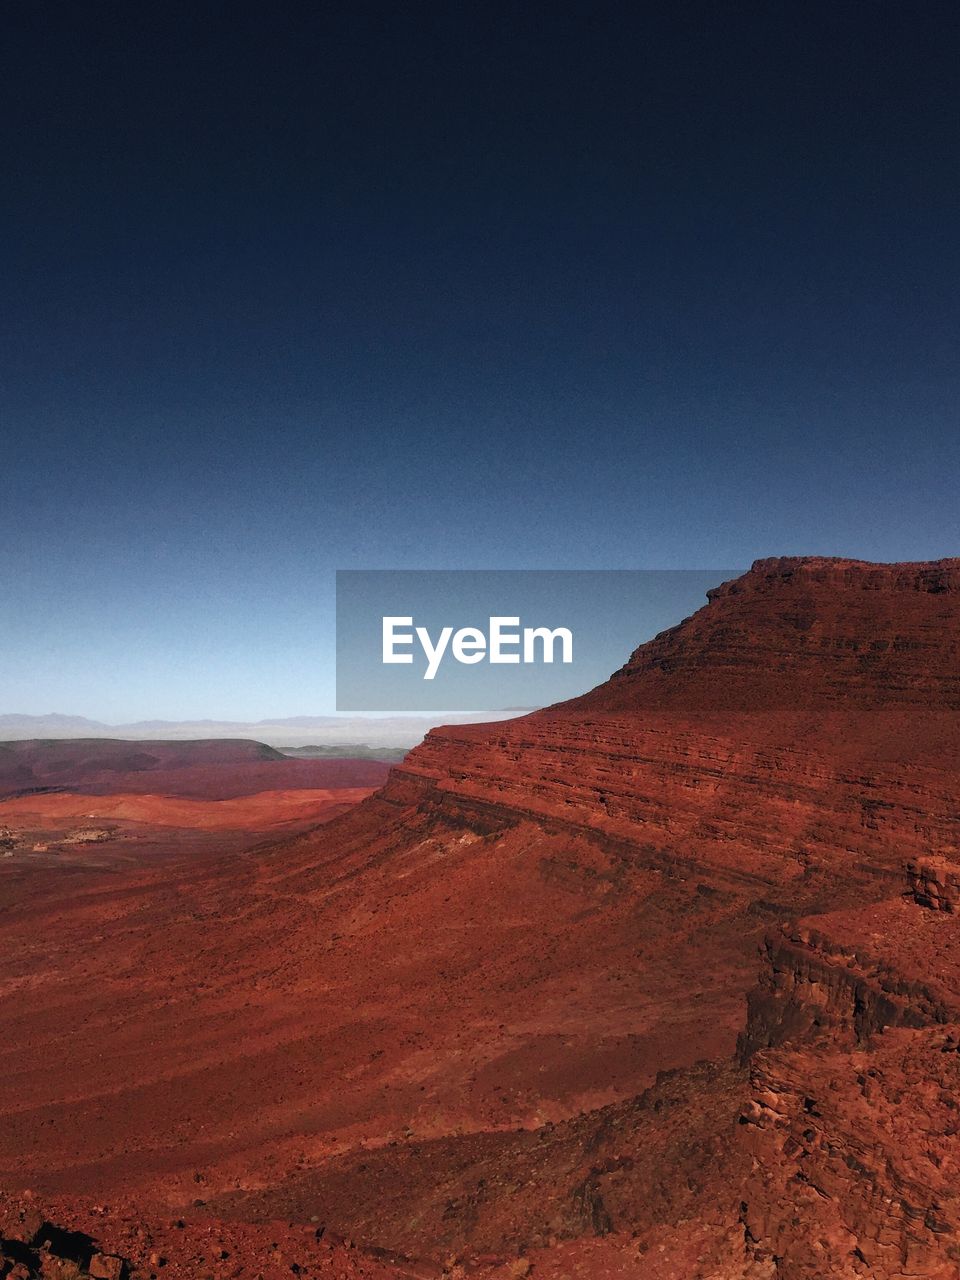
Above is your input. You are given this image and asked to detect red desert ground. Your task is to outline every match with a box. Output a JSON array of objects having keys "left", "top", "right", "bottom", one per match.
[{"left": 2, "top": 557, "right": 960, "bottom": 1279}]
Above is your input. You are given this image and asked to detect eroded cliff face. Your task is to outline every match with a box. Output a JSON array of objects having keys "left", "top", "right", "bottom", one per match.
[
  {"left": 378, "top": 557, "right": 960, "bottom": 908},
  {"left": 738, "top": 919, "right": 957, "bottom": 1060},
  {"left": 569, "top": 556, "right": 960, "bottom": 714}
]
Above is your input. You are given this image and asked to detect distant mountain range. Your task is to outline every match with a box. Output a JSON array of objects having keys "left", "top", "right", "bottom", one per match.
[{"left": 0, "top": 709, "right": 535, "bottom": 749}]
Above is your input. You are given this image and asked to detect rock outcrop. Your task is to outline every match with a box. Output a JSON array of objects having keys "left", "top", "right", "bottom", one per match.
[
  {"left": 907, "top": 856, "right": 960, "bottom": 912},
  {"left": 734, "top": 886, "right": 960, "bottom": 1277},
  {"left": 740, "top": 1023, "right": 960, "bottom": 1279}
]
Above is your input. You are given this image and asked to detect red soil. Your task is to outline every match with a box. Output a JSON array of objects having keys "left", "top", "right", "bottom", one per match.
[{"left": 3, "top": 557, "right": 960, "bottom": 1278}]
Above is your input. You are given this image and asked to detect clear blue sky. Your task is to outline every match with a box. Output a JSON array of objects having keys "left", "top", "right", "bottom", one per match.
[{"left": 3, "top": 2, "right": 959, "bottom": 719}]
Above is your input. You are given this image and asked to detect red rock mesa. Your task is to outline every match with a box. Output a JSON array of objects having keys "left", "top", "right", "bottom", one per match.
[{"left": 2, "top": 557, "right": 960, "bottom": 1279}]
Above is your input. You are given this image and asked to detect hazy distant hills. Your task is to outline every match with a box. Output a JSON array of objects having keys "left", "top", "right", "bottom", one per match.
[{"left": 0, "top": 710, "right": 535, "bottom": 749}]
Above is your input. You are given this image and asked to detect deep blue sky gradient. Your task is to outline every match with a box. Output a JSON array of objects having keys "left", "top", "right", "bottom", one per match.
[{"left": 3, "top": 2, "right": 959, "bottom": 718}]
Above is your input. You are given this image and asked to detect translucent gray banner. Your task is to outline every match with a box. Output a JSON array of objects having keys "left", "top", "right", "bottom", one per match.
[{"left": 336, "top": 569, "right": 740, "bottom": 712}]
